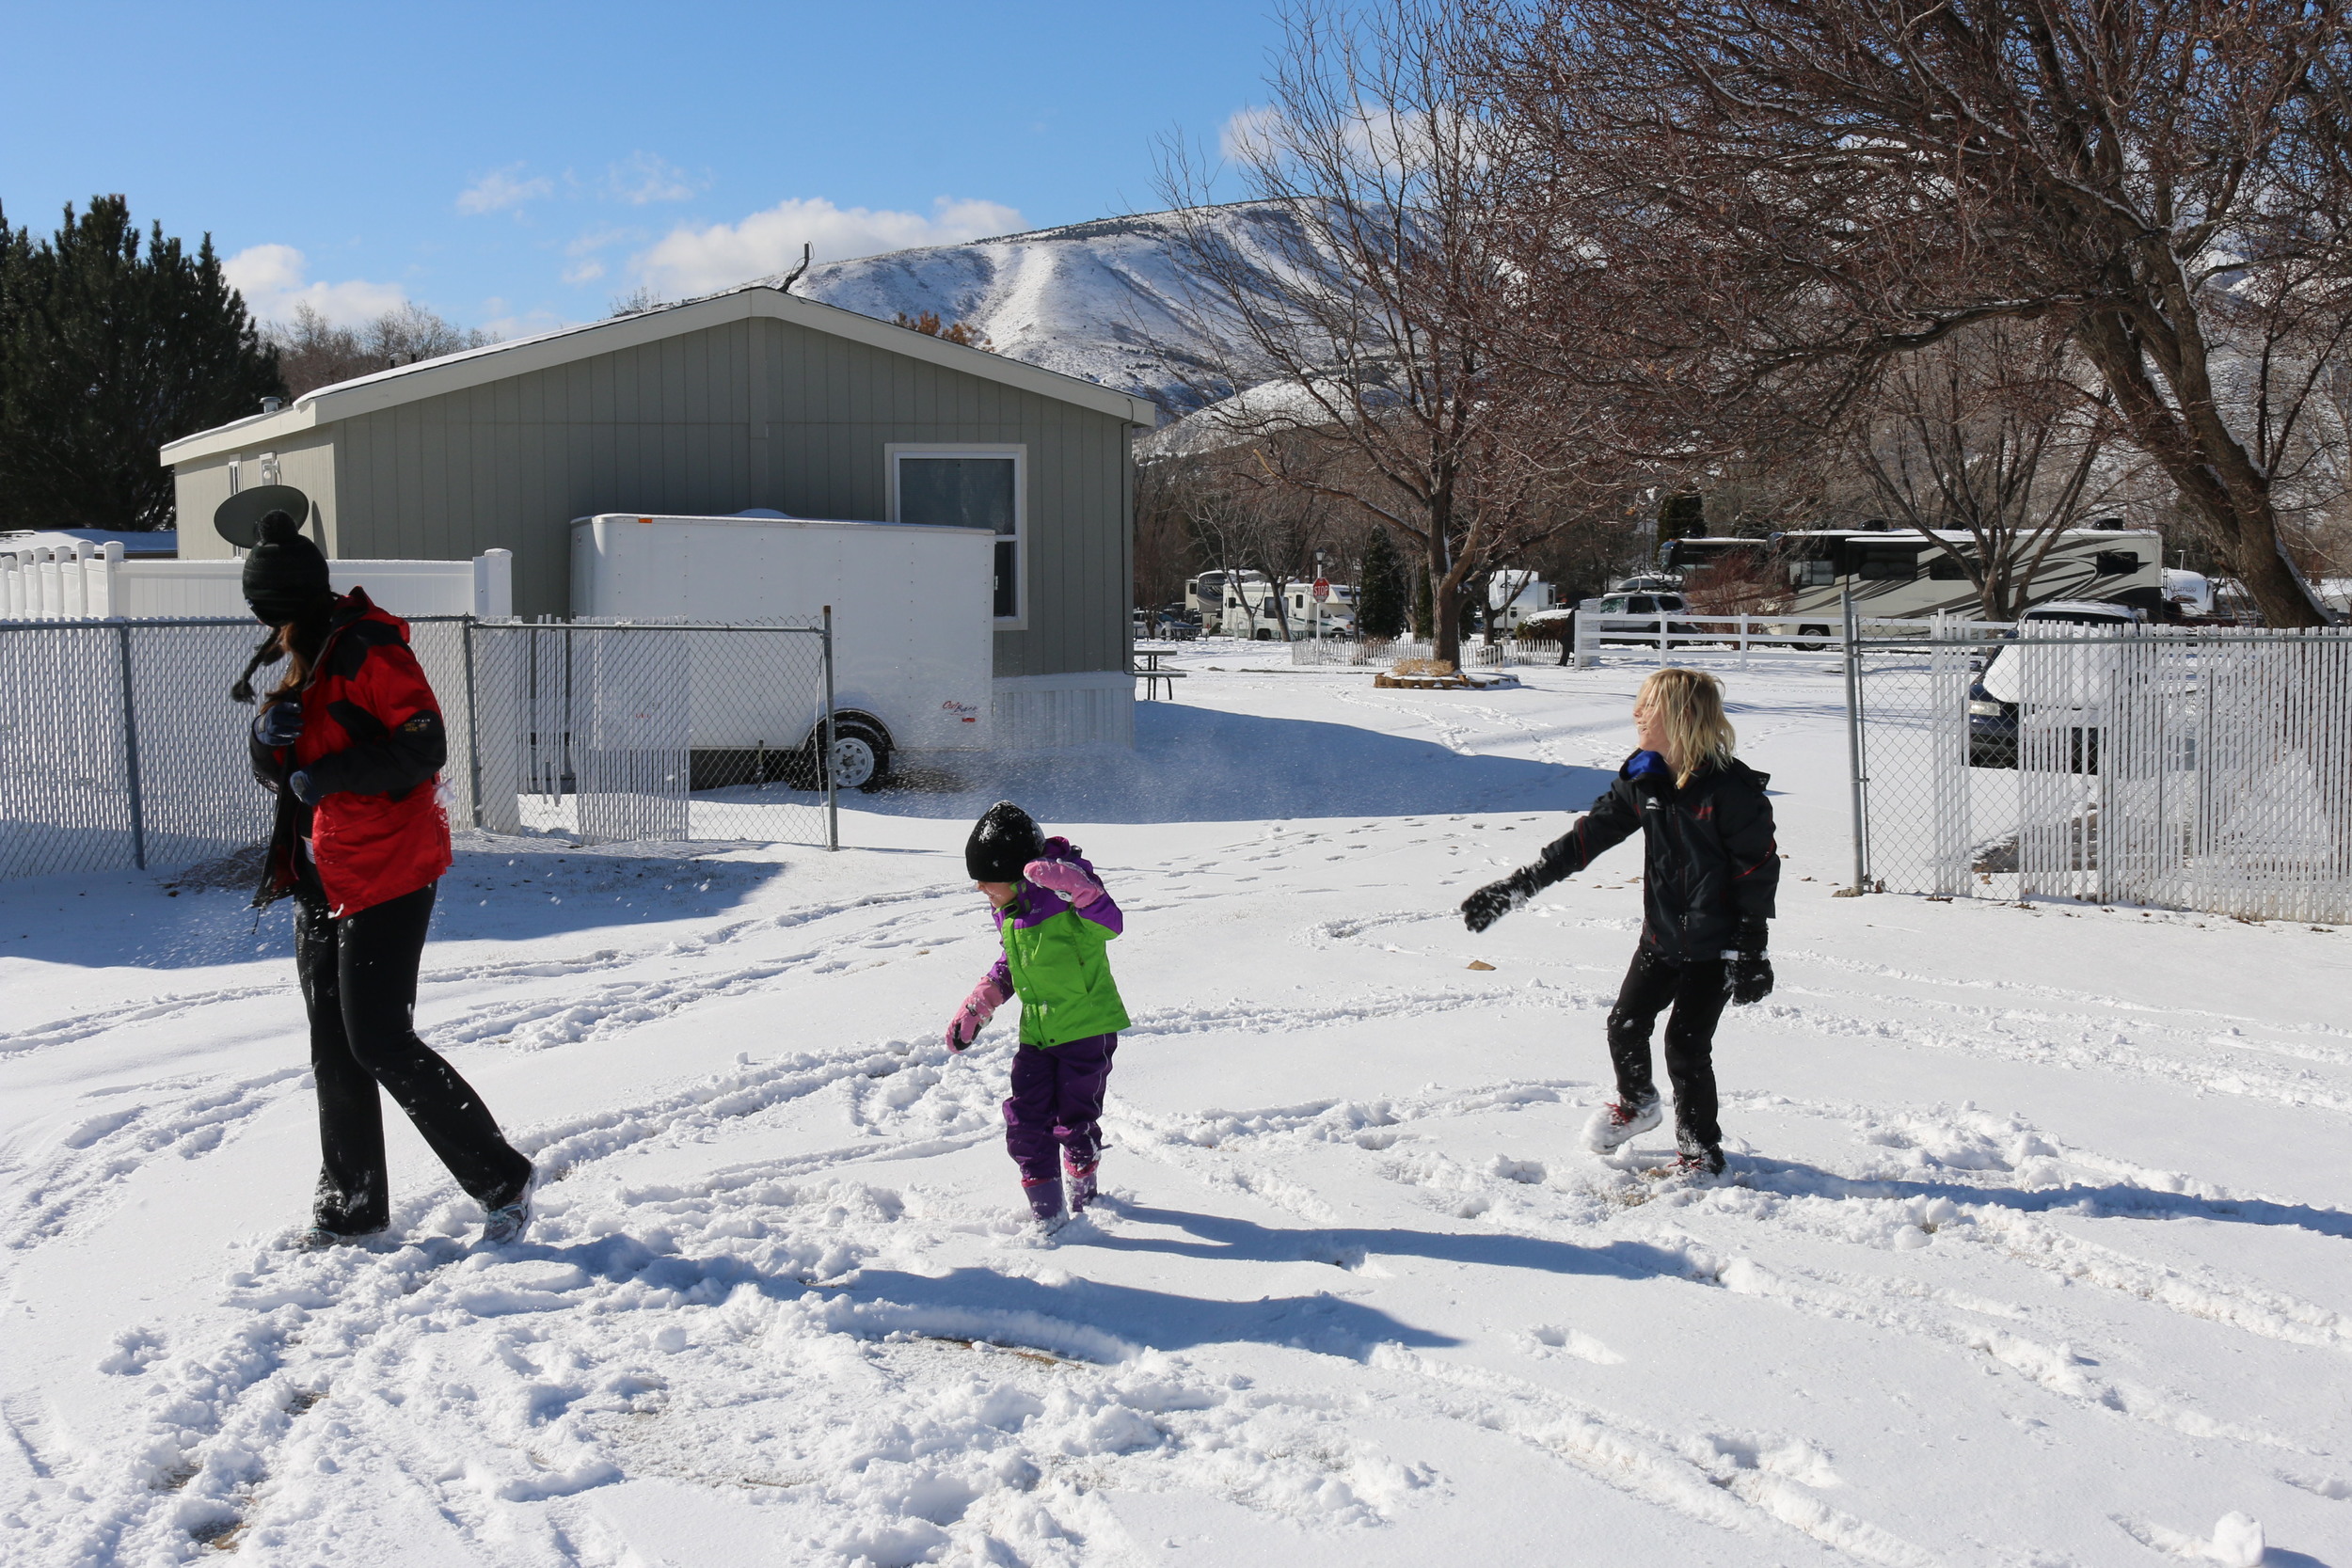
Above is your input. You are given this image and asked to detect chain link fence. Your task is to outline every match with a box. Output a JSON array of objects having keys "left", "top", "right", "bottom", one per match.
[
  {"left": 1851, "top": 619, "right": 2352, "bottom": 922},
  {"left": 0, "top": 616, "right": 477, "bottom": 882},
  {"left": 0, "top": 614, "right": 835, "bottom": 886},
  {"left": 464, "top": 620, "right": 835, "bottom": 850}
]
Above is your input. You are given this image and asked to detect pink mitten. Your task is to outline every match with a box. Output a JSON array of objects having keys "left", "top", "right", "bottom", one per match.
[
  {"left": 1023, "top": 858, "right": 1104, "bottom": 906},
  {"left": 945, "top": 972, "right": 1011, "bottom": 1052}
]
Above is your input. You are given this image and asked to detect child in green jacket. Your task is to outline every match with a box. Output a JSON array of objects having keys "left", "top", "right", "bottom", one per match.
[{"left": 946, "top": 801, "right": 1130, "bottom": 1224}]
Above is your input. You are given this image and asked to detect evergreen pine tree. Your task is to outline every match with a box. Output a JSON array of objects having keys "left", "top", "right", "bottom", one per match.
[
  {"left": 1354, "top": 526, "right": 1407, "bottom": 640},
  {"left": 0, "top": 197, "right": 284, "bottom": 531},
  {"left": 1659, "top": 489, "right": 1706, "bottom": 542}
]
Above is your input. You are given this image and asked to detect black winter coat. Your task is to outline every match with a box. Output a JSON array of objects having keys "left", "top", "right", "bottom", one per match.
[{"left": 1521, "top": 753, "right": 1779, "bottom": 961}]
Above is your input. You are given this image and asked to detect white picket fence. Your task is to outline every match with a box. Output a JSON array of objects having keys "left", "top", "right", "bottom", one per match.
[{"left": 1289, "top": 636, "right": 1555, "bottom": 668}]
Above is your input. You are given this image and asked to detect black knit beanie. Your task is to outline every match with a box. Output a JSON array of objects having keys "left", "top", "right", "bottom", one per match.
[
  {"left": 965, "top": 800, "right": 1042, "bottom": 883},
  {"left": 241, "top": 510, "right": 332, "bottom": 626},
  {"left": 230, "top": 511, "right": 333, "bottom": 704}
]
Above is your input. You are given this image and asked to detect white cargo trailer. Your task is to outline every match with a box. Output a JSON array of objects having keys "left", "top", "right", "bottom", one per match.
[{"left": 569, "top": 513, "right": 993, "bottom": 787}]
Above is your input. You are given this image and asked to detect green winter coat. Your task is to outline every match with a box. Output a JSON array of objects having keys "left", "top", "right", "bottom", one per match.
[{"left": 995, "top": 890, "right": 1131, "bottom": 1048}]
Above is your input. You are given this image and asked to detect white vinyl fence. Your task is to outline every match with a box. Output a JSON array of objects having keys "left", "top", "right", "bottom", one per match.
[
  {"left": 1571, "top": 606, "right": 1969, "bottom": 666},
  {"left": 1, "top": 543, "right": 514, "bottom": 621},
  {"left": 1850, "top": 621, "right": 2352, "bottom": 923}
]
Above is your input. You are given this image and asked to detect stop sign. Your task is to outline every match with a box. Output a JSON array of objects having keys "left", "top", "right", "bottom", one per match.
[{"left": 1311, "top": 578, "right": 1330, "bottom": 601}]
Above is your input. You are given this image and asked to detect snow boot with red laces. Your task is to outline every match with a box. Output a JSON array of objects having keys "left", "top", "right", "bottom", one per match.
[
  {"left": 1582, "top": 1095, "right": 1661, "bottom": 1153},
  {"left": 1672, "top": 1130, "right": 1725, "bottom": 1177},
  {"left": 1065, "top": 1155, "right": 1100, "bottom": 1214},
  {"left": 1023, "top": 1176, "right": 1066, "bottom": 1226}
]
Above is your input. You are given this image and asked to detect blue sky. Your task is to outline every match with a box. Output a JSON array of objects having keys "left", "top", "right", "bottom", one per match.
[{"left": 0, "top": 1, "right": 1285, "bottom": 336}]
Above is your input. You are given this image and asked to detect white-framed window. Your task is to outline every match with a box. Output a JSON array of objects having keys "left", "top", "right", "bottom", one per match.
[{"left": 886, "top": 443, "right": 1025, "bottom": 626}]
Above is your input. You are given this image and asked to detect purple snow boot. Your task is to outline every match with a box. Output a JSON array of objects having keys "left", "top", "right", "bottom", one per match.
[
  {"left": 1023, "top": 1176, "right": 1066, "bottom": 1225},
  {"left": 1065, "top": 1156, "right": 1100, "bottom": 1213}
]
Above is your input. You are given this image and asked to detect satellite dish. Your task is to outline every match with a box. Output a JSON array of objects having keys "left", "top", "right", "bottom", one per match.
[{"left": 214, "top": 484, "right": 311, "bottom": 549}]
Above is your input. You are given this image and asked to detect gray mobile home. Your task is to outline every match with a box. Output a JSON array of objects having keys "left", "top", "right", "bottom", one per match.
[{"left": 162, "top": 285, "right": 1153, "bottom": 746}]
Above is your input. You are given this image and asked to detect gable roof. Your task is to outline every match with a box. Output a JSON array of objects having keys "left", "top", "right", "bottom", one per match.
[{"left": 162, "top": 283, "right": 1157, "bottom": 466}]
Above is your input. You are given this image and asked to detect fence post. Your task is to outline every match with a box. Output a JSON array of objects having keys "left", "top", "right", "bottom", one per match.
[
  {"left": 1841, "top": 588, "right": 1867, "bottom": 894},
  {"left": 461, "top": 618, "right": 485, "bottom": 829},
  {"left": 821, "top": 605, "right": 839, "bottom": 852},
  {"left": 115, "top": 621, "right": 148, "bottom": 872}
]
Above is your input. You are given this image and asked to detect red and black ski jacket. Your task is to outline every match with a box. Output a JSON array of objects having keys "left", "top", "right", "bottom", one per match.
[
  {"left": 1521, "top": 753, "right": 1779, "bottom": 961},
  {"left": 248, "top": 588, "right": 453, "bottom": 917}
]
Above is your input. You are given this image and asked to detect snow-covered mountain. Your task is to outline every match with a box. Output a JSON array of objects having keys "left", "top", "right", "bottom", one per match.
[{"left": 782, "top": 204, "right": 1304, "bottom": 422}]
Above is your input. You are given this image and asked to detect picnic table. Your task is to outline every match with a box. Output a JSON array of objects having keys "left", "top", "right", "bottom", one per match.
[{"left": 1133, "top": 646, "right": 1187, "bottom": 701}]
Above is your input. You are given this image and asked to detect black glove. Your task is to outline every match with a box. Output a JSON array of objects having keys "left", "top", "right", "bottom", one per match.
[
  {"left": 1461, "top": 871, "right": 1538, "bottom": 933},
  {"left": 1727, "top": 920, "right": 1772, "bottom": 1005},
  {"left": 288, "top": 768, "right": 323, "bottom": 805},
  {"left": 254, "top": 701, "right": 304, "bottom": 749}
]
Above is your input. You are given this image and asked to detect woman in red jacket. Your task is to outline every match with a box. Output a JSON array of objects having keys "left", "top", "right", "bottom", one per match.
[{"left": 235, "top": 511, "right": 533, "bottom": 1247}]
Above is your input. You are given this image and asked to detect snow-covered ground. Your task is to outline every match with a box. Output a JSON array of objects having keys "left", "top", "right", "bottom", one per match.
[{"left": 4, "top": 646, "right": 2347, "bottom": 1567}]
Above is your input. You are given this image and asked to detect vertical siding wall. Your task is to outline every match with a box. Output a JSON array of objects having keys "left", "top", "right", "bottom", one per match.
[
  {"left": 310, "top": 317, "right": 1130, "bottom": 680},
  {"left": 173, "top": 434, "right": 341, "bottom": 562}
]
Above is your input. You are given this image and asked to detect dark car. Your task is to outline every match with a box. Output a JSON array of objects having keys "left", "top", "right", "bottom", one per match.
[
  {"left": 1154, "top": 606, "right": 1201, "bottom": 641},
  {"left": 1967, "top": 601, "right": 2140, "bottom": 769}
]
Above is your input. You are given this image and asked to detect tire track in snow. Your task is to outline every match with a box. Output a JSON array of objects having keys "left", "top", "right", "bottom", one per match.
[
  {"left": 11, "top": 1033, "right": 981, "bottom": 1562},
  {"left": 0, "top": 883, "right": 972, "bottom": 1065},
  {"left": 1105, "top": 1077, "right": 2352, "bottom": 1444},
  {"left": 0, "top": 1068, "right": 311, "bottom": 1267},
  {"left": 1299, "top": 903, "right": 2352, "bottom": 1115},
  {"left": 0, "top": 889, "right": 983, "bottom": 1270},
  {"left": 1368, "top": 1345, "right": 1944, "bottom": 1567}
]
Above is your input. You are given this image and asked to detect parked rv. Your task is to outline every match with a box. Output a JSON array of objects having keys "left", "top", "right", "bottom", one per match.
[
  {"left": 1661, "top": 524, "right": 2165, "bottom": 632},
  {"left": 1487, "top": 576, "right": 1559, "bottom": 631},
  {"left": 1281, "top": 580, "right": 1357, "bottom": 637}
]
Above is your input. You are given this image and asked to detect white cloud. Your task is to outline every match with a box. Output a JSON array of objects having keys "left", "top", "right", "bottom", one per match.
[
  {"left": 607, "top": 151, "right": 699, "bottom": 205},
  {"left": 1221, "top": 104, "right": 1280, "bottom": 162},
  {"left": 223, "top": 244, "right": 407, "bottom": 325},
  {"left": 458, "top": 163, "right": 553, "bottom": 215},
  {"left": 560, "top": 225, "right": 643, "bottom": 287},
  {"left": 635, "top": 196, "right": 1025, "bottom": 297}
]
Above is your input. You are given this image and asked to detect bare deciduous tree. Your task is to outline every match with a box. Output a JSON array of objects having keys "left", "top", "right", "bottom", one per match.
[
  {"left": 1471, "top": 0, "right": 2352, "bottom": 626},
  {"left": 1157, "top": 1, "right": 1605, "bottom": 667},
  {"left": 265, "top": 302, "right": 497, "bottom": 397},
  {"left": 1847, "top": 322, "right": 2154, "bottom": 618}
]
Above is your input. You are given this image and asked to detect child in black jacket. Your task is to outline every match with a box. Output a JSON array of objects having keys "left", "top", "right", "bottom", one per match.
[{"left": 1462, "top": 668, "right": 1778, "bottom": 1174}]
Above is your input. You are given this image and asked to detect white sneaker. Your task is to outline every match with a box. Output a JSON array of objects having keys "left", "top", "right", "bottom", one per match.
[
  {"left": 479, "top": 1170, "right": 535, "bottom": 1246},
  {"left": 1582, "top": 1097, "right": 1661, "bottom": 1153}
]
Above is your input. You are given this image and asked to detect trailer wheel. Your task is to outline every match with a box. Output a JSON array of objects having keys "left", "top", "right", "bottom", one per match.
[
  {"left": 816, "top": 717, "right": 893, "bottom": 791},
  {"left": 1792, "top": 624, "right": 1832, "bottom": 652}
]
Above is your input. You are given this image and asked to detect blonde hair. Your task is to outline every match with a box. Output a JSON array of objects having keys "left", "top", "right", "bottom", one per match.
[{"left": 1637, "top": 667, "right": 1737, "bottom": 787}]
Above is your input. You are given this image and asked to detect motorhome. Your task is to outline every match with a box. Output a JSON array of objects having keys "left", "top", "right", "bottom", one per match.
[
  {"left": 1660, "top": 525, "right": 2165, "bottom": 631},
  {"left": 1487, "top": 576, "right": 1559, "bottom": 631},
  {"left": 1184, "top": 571, "right": 1266, "bottom": 620},
  {"left": 1281, "top": 579, "right": 1357, "bottom": 637}
]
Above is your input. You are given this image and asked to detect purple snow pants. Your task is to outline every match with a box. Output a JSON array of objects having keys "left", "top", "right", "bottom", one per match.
[{"left": 1003, "top": 1034, "right": 1117, "bottom": 1184}]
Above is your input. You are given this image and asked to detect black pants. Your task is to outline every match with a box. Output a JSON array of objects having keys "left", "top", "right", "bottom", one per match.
[
  {"left": 294, "top": 881, "right": 530, "bottom": 1232},
  {"left": 1605, "top": 947, "right": 1728, "bottom": 1148}
]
